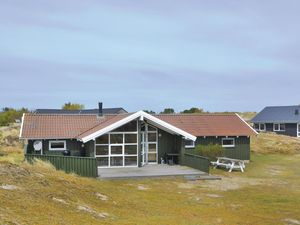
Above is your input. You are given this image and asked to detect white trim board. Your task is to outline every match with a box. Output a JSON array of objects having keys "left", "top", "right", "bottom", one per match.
[
  {"left": 235, "top": 113, "right": 258, "bottom": 135},
  {"left": 81, "top": 111, "right": 197, "bottom": 143},
  {"left": 19, "top": 113, "right": 25, "bottom": 138}
]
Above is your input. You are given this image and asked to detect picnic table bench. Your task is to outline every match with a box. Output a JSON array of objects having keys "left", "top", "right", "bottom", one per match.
[{"left": 211, "top": 157, "right": 246, "bottom": 172}]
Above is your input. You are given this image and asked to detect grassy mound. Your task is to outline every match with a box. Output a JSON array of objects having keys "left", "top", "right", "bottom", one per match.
[{"left": 251, "top": 132, "right": 300, "bottom": 155}]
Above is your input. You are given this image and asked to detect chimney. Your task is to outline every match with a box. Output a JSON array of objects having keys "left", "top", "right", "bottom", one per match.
[{"left": 98, "top": 102, "right": 103, "bottom": 117}]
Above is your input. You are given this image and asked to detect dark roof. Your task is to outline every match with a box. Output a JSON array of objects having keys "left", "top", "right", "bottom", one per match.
[
  {"left": 251, "top": 105, "right": 300, "bottom": 123},
  {"left": 20, "top": 112, "right": 256, "bottom": 140},
  {"left": 34, "top": 108, "right": 127, "bottom": 115}
]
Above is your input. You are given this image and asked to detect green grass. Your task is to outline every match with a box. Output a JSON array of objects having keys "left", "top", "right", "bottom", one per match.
[{"left": 1, "top": 125, "right": 300, "bottom": 224}]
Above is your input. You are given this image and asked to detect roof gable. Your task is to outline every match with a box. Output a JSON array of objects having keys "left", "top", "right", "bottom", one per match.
[{"left": 80, "top": 111, "right": 197, "bottom": 142}]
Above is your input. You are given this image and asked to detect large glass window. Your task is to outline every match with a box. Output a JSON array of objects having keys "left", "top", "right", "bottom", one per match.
[{"left": 95, "top": 121, "right": 138, "bottom": 167}]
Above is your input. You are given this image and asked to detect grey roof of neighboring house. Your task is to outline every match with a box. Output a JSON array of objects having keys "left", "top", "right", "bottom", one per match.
[
  {"left": 251, "top": 105, "right": 300, "bottom": 123},
  {"left": 34, "top": 108, "right": 127, "bottom": 115}
]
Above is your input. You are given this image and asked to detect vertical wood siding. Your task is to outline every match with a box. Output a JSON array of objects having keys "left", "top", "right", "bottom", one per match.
[
  {"left": 25, "top": 154, "right": 98, "bottom": 177},
  {"left": 192, "top": 136, "right": 250, "bottom": 160}
]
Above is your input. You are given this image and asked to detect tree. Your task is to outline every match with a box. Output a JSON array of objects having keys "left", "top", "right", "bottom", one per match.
[
  {"left": 143, "top": 110, "right": 156, "bottom": 114},
  {"left": 181, "top": 107, "right": 204, "bottom": 114},
  {"left": 160, "top": 108, "right": 175, "bottom": 114},
  {"left": 62, "top": 102, "right": 85, "bottom": 110}
]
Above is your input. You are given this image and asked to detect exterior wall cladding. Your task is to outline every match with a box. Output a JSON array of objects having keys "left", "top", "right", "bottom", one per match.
[
  {"left": 27, "top": 136, "right": 251, "bottom": 161},
  {"left": 191, "top": 136, "right": 250, "bottom": 160},
  {"left": 258, "top": 123, "right": 298, "bottom": 137},
  {"left": 27, "top": 139, "right": 95, "bottom": 157}
]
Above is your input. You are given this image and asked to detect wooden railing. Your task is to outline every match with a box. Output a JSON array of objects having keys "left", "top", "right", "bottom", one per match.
[
  {"left": 182, "top": 153, "right": 210, "bottom": 173},
  {"left": 25, "top": 154, "right": 98, "bottom": 177}
]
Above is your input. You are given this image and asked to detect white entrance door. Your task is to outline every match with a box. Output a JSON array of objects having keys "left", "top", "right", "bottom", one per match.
[{"left": 141, "top": 125, "right": 158, "bottom": 166}]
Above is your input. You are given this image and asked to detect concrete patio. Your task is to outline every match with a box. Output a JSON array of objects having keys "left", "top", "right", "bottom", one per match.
[{"left": 98, "top": 164, "right": 211, "bottom": 179}]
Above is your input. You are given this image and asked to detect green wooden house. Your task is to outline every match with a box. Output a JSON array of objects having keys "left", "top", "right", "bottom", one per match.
[{"left": 20, "top": 110, "right": 256, "bottom": 176}]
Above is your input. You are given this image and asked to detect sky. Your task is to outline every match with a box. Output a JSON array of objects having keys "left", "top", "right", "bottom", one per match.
[{"left": 0, "top": 0, "right": 299, "bottom": 113}]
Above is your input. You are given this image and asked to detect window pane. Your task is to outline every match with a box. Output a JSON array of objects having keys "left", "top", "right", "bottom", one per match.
[
  {"left": 110, "top": 134, "right": 123, "bottom": 144},
  {"left": 274, "top": 124, "right": 279, "bottom": 130},
  {"left": 125, "top": 145, "right": 137, "bottom": 155},
  {"left": 260, "top": 124, "right": 265, "bottom": 130},
  {"left": 125, "top": 134, "right": 137, "bottom": 143},
  {"left": 185, "top": 140, "right": 194, "bottom": 146},
  {"left": 96, "top": 134, "right": 108, "bottom": 144},
  {"left": 147, "top": 125, "right": 156, "bottom": 131},
  {"left": 125, "top": 157, "right": 137, "bottom": 166},
  {"left": 280, "top": 124, "right": 285, "bottom": 130},
  {"left": 111, "top": 146, "right": 122, "bottom": 155},
  {"left": 148, "top": 144, "right": 156, "bottom": 153},
  {"left": 254, "top": 124, "right": 259, "bottom": 130},
  {"left": 148, "top": 153, "right": 157, "bottom": 162},
  {"left": 148, "top": 133, "right": 157, "bottom": 142},
  {"left": 50, "top": 142, "right": 65, "bottom": 149},
  {"left": 223, "top": 140, "right": 233, "bottom": 145},
  {"left": 97, "top": 157, "right": 108, "bottom": 167},
  {"left": 222, "top": 139, "right": 234, "bottom": 146},
  {"left": 110, "top": 157, "right": 123, "bottom": 166},
  {"left": 112, "top": 121, "right": 137, "bottom": 132},
  {"left": 96, "top": 145, "right": 109, "bottom": 155}
]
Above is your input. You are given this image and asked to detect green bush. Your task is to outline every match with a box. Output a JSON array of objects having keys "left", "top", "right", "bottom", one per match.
[
  {"left": 193, "top": 144, "right": 224, "bottom": 161},
  {"left": 0, "top": 108, "right": 28, "bottom": 126}
]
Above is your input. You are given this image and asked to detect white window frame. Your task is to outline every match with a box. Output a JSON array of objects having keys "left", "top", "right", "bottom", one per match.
[
  {"left": 185, "top": 139, "right": 195, "bottom": 148},
  {"left": 297, "top": 123, "right": 300, "bottom": 138},
  {"left": 222, "top": 138, "right": 235, "bottom": 148},
  {"left": 255, "top": 123, "right": 266, "bottom": 132},
  {"left": 273, "top": 123, "right": 285, "bottom": 132},
  {"left": 95, "top": 121, "right": 139, "bottom": 168},
  {"left": 49, "top": 140, "right": 66, "bottom": 151}
]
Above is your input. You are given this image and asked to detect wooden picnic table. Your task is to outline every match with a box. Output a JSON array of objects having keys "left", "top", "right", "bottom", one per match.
[{"left": 211, "top": 157, "right": 245, "bottom": 172}]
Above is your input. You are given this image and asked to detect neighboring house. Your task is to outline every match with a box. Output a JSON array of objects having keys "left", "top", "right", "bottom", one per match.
[
  {"left": 251, "top": 105, "right": 300, "bottom": 137},
  {"left": 34, "top": 103, "right": 127, "bottom": 115},
  {"left": 20, "top": 111, "right": 256, "bottom": 171}
]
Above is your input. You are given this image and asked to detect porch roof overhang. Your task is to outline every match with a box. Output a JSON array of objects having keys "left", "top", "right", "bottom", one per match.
[{"left": 80, "top": 111, "right": 196, "bottom": 143}]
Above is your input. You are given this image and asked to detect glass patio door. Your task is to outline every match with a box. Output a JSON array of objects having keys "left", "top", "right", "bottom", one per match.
[{"left": 141, "top": 125, "right": 158, "bottom": 166}]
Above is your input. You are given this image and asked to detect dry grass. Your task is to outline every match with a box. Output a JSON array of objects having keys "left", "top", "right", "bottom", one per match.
[
  {"left": 237, "top": 112, "right": 257, "bottom": 122},
  {"left": 251, "top": 132, "right": 300, "bottom": 155}
]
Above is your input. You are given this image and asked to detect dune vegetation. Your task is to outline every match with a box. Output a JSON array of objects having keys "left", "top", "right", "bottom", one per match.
[{"left": 0, "top": 126, "right": 300, "bottom": 225}]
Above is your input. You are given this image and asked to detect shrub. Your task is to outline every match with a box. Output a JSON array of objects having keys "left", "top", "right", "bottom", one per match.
[{"left": 193, "top": 144, "right": 224, "bottom": 161}]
